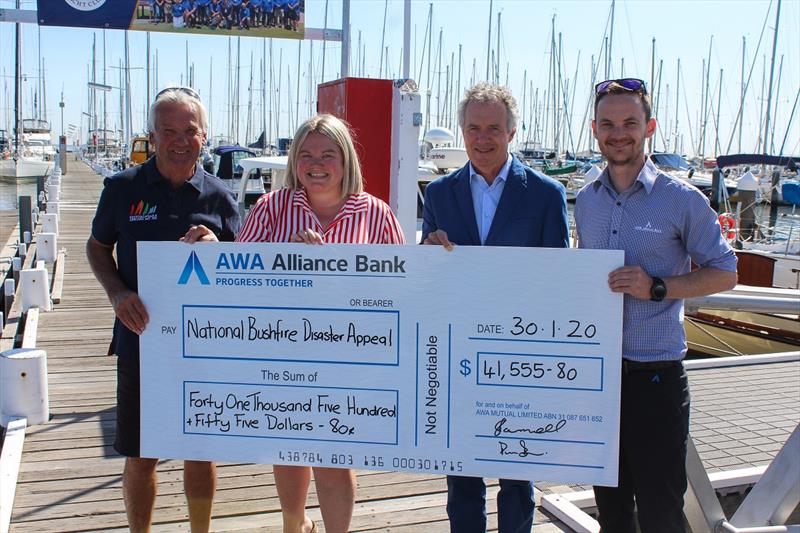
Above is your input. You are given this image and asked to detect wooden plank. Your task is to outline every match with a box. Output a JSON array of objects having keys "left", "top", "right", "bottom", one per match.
[
  {"left": 19, "top": 307, "right": 39, "bottom": 348},
  {"left": 0, "top": 417, "right": 27, "bottom": 533},
  {"left": 50, "top": 251, "right": 66, "bottom": 304}
]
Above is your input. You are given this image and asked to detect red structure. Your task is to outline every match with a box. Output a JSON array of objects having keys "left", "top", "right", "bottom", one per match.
[{"left": 317, "top": 78, "right": 394, "bottom": 204}]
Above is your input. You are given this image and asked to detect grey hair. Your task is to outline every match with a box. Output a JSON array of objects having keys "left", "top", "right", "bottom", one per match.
[
  {"left": 457, "top": 82, "right": 519, "bottom": 132},
  {"left": 147, "top": 88, "right": 208, "bottom": 134}
]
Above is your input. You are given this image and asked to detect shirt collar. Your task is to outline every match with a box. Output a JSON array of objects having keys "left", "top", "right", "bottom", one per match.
[
  {"left": 292, "top": 188, "right": 369, "bottom": 216},
  {"left": 146, "top": 157, "right": 204, "bottom": 192},
  {"left": 595, "top": 156, "right": 658, "bottom": 195},
  {"left": 469, "top": 153, "right": 513, "bottom": 186}
]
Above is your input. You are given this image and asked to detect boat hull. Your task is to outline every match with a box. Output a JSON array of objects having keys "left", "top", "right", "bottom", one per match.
[{"left": 0, "top": 158, "right": 53, "bottom": 182}]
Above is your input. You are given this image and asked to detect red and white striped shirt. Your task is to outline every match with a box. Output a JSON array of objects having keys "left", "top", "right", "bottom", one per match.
[{"left": 236, "top": 188, "right": 406, "bottom": 244}]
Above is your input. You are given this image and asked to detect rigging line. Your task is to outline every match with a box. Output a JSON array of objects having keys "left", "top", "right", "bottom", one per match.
[
  {"left": 680, "top": 64, "right": 696, "bottom": 152},
  {"left": 621, "top": 0, "right": 640, "bottom": 75},
  {"left": 778, "top": 86, "right": 800, "bottom": 157},
  {"left": 415, "top": 5, "right": 431, "bottom": 87},
  {"left": 575, "top": 4, "right": 614, "bottom": 151},
  {"left": 725, "top": 0, "right": 773, "bottom": 153}
]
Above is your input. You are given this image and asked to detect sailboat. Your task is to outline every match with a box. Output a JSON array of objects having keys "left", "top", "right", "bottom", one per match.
[{"left": 0, "top": 7, "right": 53, "bottom": 182}]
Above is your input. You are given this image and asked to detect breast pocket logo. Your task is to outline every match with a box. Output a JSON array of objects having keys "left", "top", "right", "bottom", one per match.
[
  {"left": 178, "top": 251, "right": 211, "bottom": 285},
  {"left": 129, "top": 201, "right": 158, "bottom": 222}
]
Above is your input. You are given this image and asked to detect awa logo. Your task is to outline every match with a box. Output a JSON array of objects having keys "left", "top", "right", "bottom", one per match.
[
  {"left": 65, "top": 0, "right": 107, "bottom": 11},
  {"left": 129, "top": 200, "right": 158, "bottom": 222},
  {"left": 178, "top": 251, "right": 210, "bottom": 285}
]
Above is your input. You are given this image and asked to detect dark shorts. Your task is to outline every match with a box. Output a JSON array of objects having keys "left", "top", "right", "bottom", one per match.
[{"left": 114, "top": 355, "right": 142, "bottom": 457}]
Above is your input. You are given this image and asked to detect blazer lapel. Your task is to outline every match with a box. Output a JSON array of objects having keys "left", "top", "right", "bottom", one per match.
[
  {"left": 485, "top": 158, "right": 528, "bottom": 245},
  {"left": 452, "top": 166, "right": 481, "bottom": 245}
]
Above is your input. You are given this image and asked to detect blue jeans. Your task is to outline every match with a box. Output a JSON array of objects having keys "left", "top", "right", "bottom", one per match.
[{"left": 446, "top": 476, "right": 534, "bottom": 533}]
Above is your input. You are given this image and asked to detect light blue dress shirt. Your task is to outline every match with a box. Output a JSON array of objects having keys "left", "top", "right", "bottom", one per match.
[
  {"left": 575, "top": 157, "right": 737, "bottom": 362},
  {"left": 469, "top": 154, "right": 513, "bottom": 245}
]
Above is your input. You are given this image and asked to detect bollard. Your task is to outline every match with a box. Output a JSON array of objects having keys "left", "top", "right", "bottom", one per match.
[
  {"left": 36, "top": 233, "right": 57, "bottom": 264},
  {"left": 41, "top": 213, "right": 59, "bottom": 235},
  {"left": 48, "top": 183, "right": 60, "bottom": 202},
  {"left": 12, "top": 257, "right": 21, "bottom": 285},
  {"left": 46, "top": 201, "right": 60, "bottom": 221},
  {"left": 19, "top": 267, "right": 52, "bottom": 312},
  {"left": 18, "top": 242, "right": 27, "bottom": 260},
  {"left": 23, "top": 231, "right": 31, "bottom": 244},
  {"left": 0, "top": 348, "right": 50, "bottom": 426},
  {"left": 3, "top": 278, "right": 13, "bottom": 318}
]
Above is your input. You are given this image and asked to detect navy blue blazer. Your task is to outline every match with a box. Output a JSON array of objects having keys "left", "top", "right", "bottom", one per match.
[{"left": 421, "top": 156, "right": 569, "bottom": 248}]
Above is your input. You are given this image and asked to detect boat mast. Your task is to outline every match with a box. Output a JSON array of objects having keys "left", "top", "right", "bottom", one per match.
[
  {"left": 14, "top": 0, "right": 21, "bottom": 158},
  {"left": 103, "top": 29, "right": 107, "bottom": 155},
  {"left": 648, "top": 38, "right": 655, "bottom": 153},
  {"left": 322, "top": 0, "right": 329, "bottom": 81},
  {"left": 403, "top": 0, "right": 411, "bottom": 79},
  {"left": 607, "top": 0, "right": 615, "bottom": 78},
  {"left": 146, "top": 32, "right": 151, "bottom": 125},
  {"left": 714, "top": 69, "right": 722, "bottom": 157},
  {"left": 495, "top": 10, "right": 501, "bottom": 85},
  {"left": 295, "top": 40, "right": 300, "bottom": 132},
  {"left": 762, "top": 0, "right": 781, "bottom": 157},
  {"left": 209, "top": 57, "right": 213, "bottom": 142},
  {"left": 124, "top": 31, "right": 132, "bottom": 150},
  {"left": 455, "top": 43, "right": 462, "bottom": 146},
  {"left": 769, "top": 55, "right": 784, "bottom": 153},
  {"left": 763, "top": 0, "right": 782, "bottom": 234},
  {"left": 436, "top": 28, "right": 442, "bottom": 123},
  {"left": 485, "top": 0, "right": 492, "bottom": 80},
  {"left": 423, "top": 3, "right": 432, "bottom": 134},
  {"left": 379, "top": 0, "right": 388, "bottom": 78},
  {"left": 699, "top": 36, "right": 713, "bottom": 161},
  {"left": 738, "top": 37, "right": 745, "bottom": 153}
]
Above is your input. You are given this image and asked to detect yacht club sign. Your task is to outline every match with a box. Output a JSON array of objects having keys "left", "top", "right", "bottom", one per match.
[
  {"left": 65, "top": 0, "right": 107, "bottom": 11},
  {"left": 37, "top": 0, "right": 306, "bottom": 40}
]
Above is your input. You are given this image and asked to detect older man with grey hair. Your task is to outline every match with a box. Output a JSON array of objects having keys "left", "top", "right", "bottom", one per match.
[
  {"left": 422, "top": 82, "right": 569, "bottom": 532},
  {"left": 86, "top": 87, "right": 240, "bottom": 532}
]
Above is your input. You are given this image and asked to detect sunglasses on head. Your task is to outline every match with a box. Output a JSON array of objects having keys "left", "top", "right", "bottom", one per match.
[
  {"left": 155, "top": 86, "right": 201, "bottom": 101},
  {"left": 595, "top": 78, "right": 647, "bottom": 95}
]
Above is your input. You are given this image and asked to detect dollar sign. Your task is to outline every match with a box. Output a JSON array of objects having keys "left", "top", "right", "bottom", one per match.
[{"left": 459, "top": 358, "right": 471, "bottom": 377}]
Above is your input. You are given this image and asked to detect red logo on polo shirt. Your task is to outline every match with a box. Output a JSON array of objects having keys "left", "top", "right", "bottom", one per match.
[{"left": 129, "top": 201, "right": 158, "bottom": 222}]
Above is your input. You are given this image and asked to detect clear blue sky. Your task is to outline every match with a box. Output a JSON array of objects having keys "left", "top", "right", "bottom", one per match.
[{"left": 1, "top": 0, "right": 798, "bottom": 157}]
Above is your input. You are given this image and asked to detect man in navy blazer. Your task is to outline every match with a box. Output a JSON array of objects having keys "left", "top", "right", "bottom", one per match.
[{"left": 422, "top": 83, "right": 569, "bottom": 533}]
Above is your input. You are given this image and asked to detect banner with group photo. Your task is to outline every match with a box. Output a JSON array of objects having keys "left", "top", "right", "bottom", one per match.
[
  {"left": 37, "top": 0, "right": 305, "bottom": 39},
  {"left": 138, "top": 241, "right": 625, "bottom": 487}
]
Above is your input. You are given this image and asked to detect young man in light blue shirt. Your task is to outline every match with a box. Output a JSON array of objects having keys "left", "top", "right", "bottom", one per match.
[{"left": 575, "top": 78, "right": 737, "bottom": 533}]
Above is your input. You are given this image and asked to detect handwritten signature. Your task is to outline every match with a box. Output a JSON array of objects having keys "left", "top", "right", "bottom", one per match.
[
  {"left": 498, "top": 439, "right": 545, "bottom": 458},
  {"left": 493, "top": 417, "right": 567, "bottom": 437}
]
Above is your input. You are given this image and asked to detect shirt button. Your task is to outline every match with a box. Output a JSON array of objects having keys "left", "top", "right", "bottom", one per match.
[
  {"left": 616, "top": 201, "right": 622, "bottom": 206},
  {"left": 612, "top": 230, "right": 618, "bottom": 234}
]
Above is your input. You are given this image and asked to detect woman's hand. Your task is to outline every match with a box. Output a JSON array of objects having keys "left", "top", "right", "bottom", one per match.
[
  {"left": 291, "top": 229, "right": 324, "bottom": 245},
  {"left": 180, "top": 224, "right": 219, "bottom": 243}
]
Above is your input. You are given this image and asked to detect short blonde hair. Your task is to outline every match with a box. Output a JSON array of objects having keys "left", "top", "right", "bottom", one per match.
[
  {"left": 457, "top": 82, "right": 519, "bottom": 132},
  {"left": 284, "top": 114, "right": 364, "bottom": 197}
]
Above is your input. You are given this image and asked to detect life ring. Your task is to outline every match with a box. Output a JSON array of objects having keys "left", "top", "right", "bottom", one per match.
[{"left": 718, "top": 213, "right": 736, "bottom": 241}]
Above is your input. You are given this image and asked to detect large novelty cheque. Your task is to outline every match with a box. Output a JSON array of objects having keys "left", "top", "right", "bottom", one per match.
[{"left": 139, "top": 242, "right": 623, "bottom": 486}]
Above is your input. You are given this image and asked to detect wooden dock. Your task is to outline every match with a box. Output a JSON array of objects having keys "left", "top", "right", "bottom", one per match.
[{"left": 4, "top": 161, "right": 799, "bottom": 532}]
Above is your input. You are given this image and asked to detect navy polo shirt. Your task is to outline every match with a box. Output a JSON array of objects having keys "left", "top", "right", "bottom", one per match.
[{"left": 91, "top": 157, "right": 241, "bottom": 359}]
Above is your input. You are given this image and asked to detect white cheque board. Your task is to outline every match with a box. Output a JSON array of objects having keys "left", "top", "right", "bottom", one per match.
[{"left": 138, "top": 242, "right": 624, "bottom": 486}]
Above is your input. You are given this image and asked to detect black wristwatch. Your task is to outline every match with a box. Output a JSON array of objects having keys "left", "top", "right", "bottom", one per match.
[{"left": 650, "top": 276, "right": 667, "bottom": 302}]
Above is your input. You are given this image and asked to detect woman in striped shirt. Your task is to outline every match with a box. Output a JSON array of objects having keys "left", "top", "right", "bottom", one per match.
[{"left": 237, "top": 114, "right": 405, "bottom": 533}]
